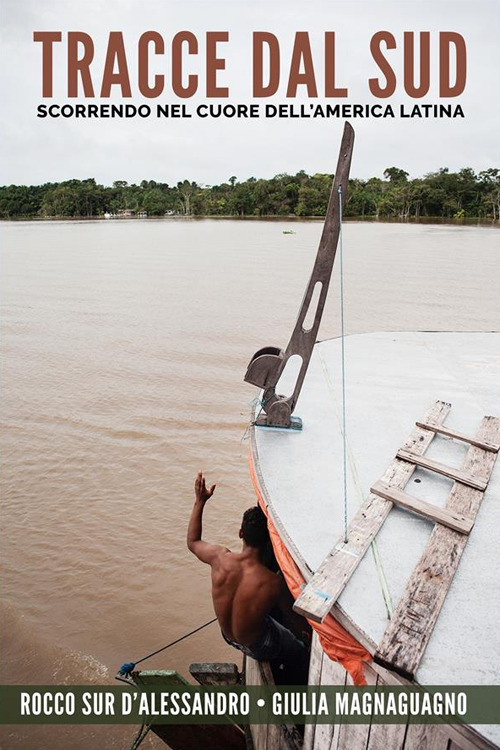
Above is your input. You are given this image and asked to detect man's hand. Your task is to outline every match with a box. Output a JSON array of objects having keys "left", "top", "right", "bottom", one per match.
[
  {"left": 188, "top": 471, "right": 223, "bottom": 564},
  {"left": 195, "top": 471, "right": 216, "bottom": 504}
]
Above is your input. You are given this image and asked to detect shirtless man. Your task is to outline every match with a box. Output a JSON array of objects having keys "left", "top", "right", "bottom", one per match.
[{"left": 187, "top": 471, "right": 307, "bottom": 668}]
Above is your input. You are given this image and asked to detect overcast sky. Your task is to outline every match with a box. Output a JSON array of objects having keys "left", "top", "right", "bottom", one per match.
[{"left": 1, "top": 0, "right": 499, "bottom": 186}]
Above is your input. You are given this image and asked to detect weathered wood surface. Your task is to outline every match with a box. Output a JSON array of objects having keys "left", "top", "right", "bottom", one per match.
[
  {"left": 255, "top": 661, "right": 284, "bottom": 750},
  {"left": 366, "top": 720, "right": 408, "bottom": 750},
  {"left": 370, "top": 480, "right": 474, "bottom": 535},
  {"left": 443, "top": 723, "right": 500, "bottom": 750},
  {"left": 396, "top": 449, "right": 488, "bottom": 491},
  {"left": 315, "top": 654, "right": 347, "bottom": 750},
  {"left": 303, "top": 633, "right": 324, "bottom": 750},
  {"left": 245, "top": 657, "right": 269, "bottom": 750},
  {"left": 293, "top": 401, "right": 451, "bottom": 623},
  {"left": 375, "top": 415, "right": 500, "bottom": 680},
  {"left": 245, "top": 657, "right": 302, "bottom": 750},
  {"left": 331, "top": 664, "right": 377, "bottom": 750},
  {"left": 306, "top": 651, "right": 498, "bottom": 750},
  {"left": 411, "top": 722, "right": 499, "bottom": 750},
  {"left": 189, "top": 662, "right": 240, "bottom": 685},
  {"left": 416, "top": 421, "right": 500, "bottom": 452},
  {"left": 404, "top": 723, "right": 453, "bottom": 750}
]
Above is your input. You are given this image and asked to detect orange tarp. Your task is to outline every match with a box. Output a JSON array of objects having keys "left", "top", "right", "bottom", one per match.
[{"left": 249, "top": 454, "right": 371, "bottom": 685}]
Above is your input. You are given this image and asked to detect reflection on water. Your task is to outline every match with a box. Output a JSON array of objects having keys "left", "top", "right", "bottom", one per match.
[{"left": 1, "top": 219, "right": 499, "bottom": 748}]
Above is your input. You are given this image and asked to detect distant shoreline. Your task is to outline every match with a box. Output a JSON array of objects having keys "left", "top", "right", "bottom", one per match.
[
  {"left": 2, "top": 168, "right": 498, "bottom": 223},
  {"left": 1, "top": 214, "right": 498, "bottom": 228}
]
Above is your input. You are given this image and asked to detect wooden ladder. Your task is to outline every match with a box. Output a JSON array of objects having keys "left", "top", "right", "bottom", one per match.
[{"left": 293, "top": 400, "right": 500, "bottom": 680}]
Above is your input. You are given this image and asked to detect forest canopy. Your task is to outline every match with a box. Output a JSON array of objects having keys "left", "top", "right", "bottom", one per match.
[{"left": 1, "top": 167, "right": 499, "bottom": 221}]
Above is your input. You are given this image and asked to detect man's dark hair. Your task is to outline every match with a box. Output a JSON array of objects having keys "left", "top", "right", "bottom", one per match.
[{"left": 241, "top": 506, "right": 269, "bottom": 549}]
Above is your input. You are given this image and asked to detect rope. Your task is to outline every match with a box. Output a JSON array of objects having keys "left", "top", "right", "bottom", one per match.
[
  {"left": 318, "top": 346, "right": 393, "bottom": 619},
  {"left": 119, "top": 617, "right": 218, "bottom": 676},
  {"left": 241, "top": 390, "right": 275, "bottom": 442},
  {"left": 318, "top": 193, "right": 395, "bottom": 618},
  {"left": 241, "top": 395, "right": 266, "bottom": 442},
  {"left": 338, "top": 185, "right": 348, "bottom": 544}
]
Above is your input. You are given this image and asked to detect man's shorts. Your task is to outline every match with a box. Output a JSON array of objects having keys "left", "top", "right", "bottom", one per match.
[{"left": 222, "top": 616, "right": 306, "bottom": 663}]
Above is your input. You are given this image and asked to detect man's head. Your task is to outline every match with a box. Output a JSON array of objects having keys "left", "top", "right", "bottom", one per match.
[{"left": 239, "top": 505, "right": 269, "bottom": 549}]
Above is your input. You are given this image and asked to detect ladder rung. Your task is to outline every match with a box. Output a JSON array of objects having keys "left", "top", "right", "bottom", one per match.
[
  {"left": 396, "top": 449, "right": 488, "bottom": 491},
  {"left": 416, "top": 421, "right": 500, "bottom": 453},
  {"left": 376, "top": 414, "right": 500, "bottom": 680},
  {"left": 292, "top": 401, "right": 452, "bottom": 623},
  {"left": 370, "top": 480, "right": 474, "bottom": 534}
]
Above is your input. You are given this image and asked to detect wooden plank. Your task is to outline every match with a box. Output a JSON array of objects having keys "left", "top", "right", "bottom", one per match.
[
  {"left": 366, "top": 721, "right": 408, "bottom": 750},
  {"left": 334, "top": 664, "right": 377, "bottom": 750},
  {"left": 293, "top": 401, "right": 452, "bottom": 623},
  {"left": 405, "top": 721, "right": 497, "bottom": 750},
  {"left": 251, "top": 429, "right": 378, "bottom": 652},
  {"left": 267, "top": 713, "right": 282, "bottom": 750},
  {"left": 444, "top": 723, "right": 500, "bottom": 750},
  {"left": 375, "top": 415, "right": 500, "bottom": 680},
  {"left": 293, "top": 488, "right": 396, "bottom": 622},
  {"left": 245, "top": 658, "right": 301, "bottom": 750},
  {"left": 303, "top": 633, "right": 324, "bottom": 750},
  {"left": 279, "top": 724, "right": 303, "bottom": 750},
  {"left": 189, "top": 662, "right": 240, "bottom": 685},
  {"left": 416, "top": 421, "right": 500, "bottom": 452},
  {"left": 366, "top": 661, "right": 407, "bottom": 750},
  {"left": 396, "top": 449, "right": 488, "bottom": 491},
  {"left": 245, "top": 657, "right": 269, "bottom": 750},
  {"left": 307, "top": 631, "right": 324, "bottom": 686},
  {"left": 404, "top": 724, "right": 453, "bottom": 750},
  {"left": 257, "top": 659, "right": 302, "bottom": 750},
  {"left": 370, "top": 480, "right": 474, "bottom": 534},
  {"left": 320, "top": 653, "right": 348, "bottom": 687},
  {"left": 315, "top": 655, "right": 347, "bottom": 750},
  {"left": 256, "top": 662, "right": 282, "bottom": 750},
  {"left": 360, "top": 662, "right": 493, "bottom": 749}
]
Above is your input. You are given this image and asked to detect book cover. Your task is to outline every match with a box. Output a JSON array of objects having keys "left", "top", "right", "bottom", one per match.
[{"left": 1, "top": 1, "right": 499, "bottom": 748}]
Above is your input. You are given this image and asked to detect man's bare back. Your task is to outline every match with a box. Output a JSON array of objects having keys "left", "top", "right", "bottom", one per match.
[
  {"left": 187, "top": 471, "right": 282, "bottom": 645},
  {"left": 210, "top": 547, "right": 281, "bottom": 644}
]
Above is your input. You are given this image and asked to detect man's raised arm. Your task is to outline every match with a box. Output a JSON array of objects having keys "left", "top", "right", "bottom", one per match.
[{"left": 187, "top": 471, "right": 224, "bottom": 564}]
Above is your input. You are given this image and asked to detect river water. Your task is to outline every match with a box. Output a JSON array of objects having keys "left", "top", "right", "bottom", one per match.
[{"left": 1, "top": 218, "right": 499, "bottom": 749}]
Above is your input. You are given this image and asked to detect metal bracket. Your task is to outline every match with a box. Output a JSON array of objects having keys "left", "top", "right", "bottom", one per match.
[{"left": 244, "top": 122, "right": 355, "bottom": 429}]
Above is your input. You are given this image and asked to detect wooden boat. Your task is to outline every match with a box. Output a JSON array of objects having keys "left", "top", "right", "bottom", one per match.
[
  {"left": 246, "top": 331, "right": 500, "bottom": 750},
  {"left": 119, "top": 124, "right": 500, "bottom": 749},
  {"left": 242, "top": 123, "right": 500, "bottom": 749}
]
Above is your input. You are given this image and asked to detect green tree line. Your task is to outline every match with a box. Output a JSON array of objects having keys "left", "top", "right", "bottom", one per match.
[{"left": 1, "top": 167, "right": 498, "bottom": 221}]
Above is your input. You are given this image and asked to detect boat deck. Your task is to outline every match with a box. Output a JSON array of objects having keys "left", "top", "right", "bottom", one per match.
[{"left": 251, "top": 331, "right": 500, "bottom": 745}]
